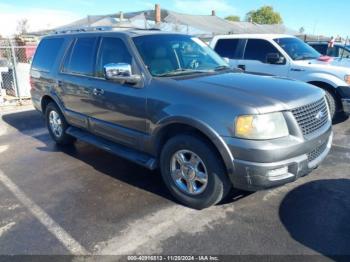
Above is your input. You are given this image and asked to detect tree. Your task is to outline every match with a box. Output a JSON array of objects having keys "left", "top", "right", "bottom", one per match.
[
  {"left": 245, "top": 6, "right": 283, "bottom": 24},
  {"left": 225, "top": 15, "right": 240, "bottom": 22},
  {"left": 16, "top": 18, "right": 29, "bottom": 35},
  {"left": 299, "top": 27, "right": 305, "bottom": 34}
]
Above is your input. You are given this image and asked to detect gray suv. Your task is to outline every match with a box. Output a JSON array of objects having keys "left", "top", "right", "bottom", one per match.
[{"left": 30, "top": 30, "right": 333, "bottom": 209}]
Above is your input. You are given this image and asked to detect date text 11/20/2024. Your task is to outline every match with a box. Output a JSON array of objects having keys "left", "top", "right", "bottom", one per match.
[{"left": 127, "top": 255, "right": 220, "bottom": 261}]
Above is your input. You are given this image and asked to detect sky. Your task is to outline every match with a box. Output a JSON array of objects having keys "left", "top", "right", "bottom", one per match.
[{"left": 0, "top": 0, "right": 349, "bottom": 37}]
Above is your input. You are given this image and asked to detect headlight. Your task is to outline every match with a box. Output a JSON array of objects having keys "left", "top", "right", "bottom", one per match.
[
  {"left": 235, "top": 112, "right": 289, "bottom": 140},
  {"left": 345, "top": 75, "right": 350, "bottom": 85}
]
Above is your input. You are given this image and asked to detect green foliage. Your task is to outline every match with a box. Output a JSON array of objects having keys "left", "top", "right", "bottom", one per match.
[
  {"left": 245, "top": 6, "right": 283, "bottom": 24},
  {"left": 225, "top": 15, "right": 240, "bottom": 22}
]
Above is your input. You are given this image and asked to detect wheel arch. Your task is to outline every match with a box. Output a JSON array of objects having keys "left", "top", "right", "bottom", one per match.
[
  {"left": 153, "top": 117, "right": 235, "bottom": 179},
  {"left": 308, "top": 81, "right": 342, "bottom": 109},
  {"left": 40, "top": 94, "right": 65, "bottom": 115}
]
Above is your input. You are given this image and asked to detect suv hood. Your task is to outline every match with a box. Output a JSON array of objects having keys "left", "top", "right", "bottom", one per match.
[
  {"left": 293, "top": 59, "right": 350, "bottom": 86},
  {"left": 331, "top": 57, "right": 350, "bottom": 68},
  {"left": 176, "top": 72, "right": 324, "bottom": 114},
  {"left": 294, "top": 58, "right": 350, "bottom": 72},
  {"left": 303, "top": 57, "right": 350, "bottom": 68}
]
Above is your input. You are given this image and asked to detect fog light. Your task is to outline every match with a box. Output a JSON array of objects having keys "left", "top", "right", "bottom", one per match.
[{"left": 267, "top": 166, "right": 288, "bottom": 178}]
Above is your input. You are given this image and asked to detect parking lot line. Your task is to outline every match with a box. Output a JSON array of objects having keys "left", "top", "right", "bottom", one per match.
[
  {"left": 0, "top": 170, "right": 88, "bottom": 255},
  {"left": 0, "top": 145, "right": 8, "bottom": 154},
  {"left": 332, "top": 143, "right": 350, "bottom": 150},
  {"left": 0, "top": 222, "right": 16, "bottom": 237},
  {"left": 95, "top": 204, "right": 234, "bottom": 255}
]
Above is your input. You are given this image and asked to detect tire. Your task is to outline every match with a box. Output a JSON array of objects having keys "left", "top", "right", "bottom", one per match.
[
  {"left": 45, "top": 102, "right": 75, "bottom": 145},
  {"left": 324, "top": 89, "right": 338, "bottom": 121},
  {"left": 160, "top": 134, "right": 232, "bottom": 209}
]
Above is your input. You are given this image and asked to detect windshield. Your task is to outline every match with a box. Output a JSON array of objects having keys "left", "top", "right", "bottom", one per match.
[
  {"left": 274, "top": 37, "right": 321, "bottom": 61},
  {"left": 133, "top": 34, "right": 229, "bottom": 77}
]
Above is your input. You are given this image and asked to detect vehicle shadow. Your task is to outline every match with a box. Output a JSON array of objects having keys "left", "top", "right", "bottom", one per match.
[
  {"left": 279, "top": 179, "right": 350, "bottom": 258},
  {"left": 333, "top": 112, "right": 349, "bottom": 125},
  {"left": 1, "top": 109, "right": 249, "bottom": 206}
]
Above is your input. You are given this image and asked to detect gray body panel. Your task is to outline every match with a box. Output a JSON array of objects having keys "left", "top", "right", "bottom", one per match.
[{"left": 30, "top": 30, "right": 332, "bottom": 191}]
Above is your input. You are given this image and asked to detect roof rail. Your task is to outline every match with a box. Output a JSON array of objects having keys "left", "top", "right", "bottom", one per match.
[
  {"left": 52, "top": 26, "right": 160, "bottom": 35},
  {"left": 53, "top": 26, "right": 112, "bottom": 34}
]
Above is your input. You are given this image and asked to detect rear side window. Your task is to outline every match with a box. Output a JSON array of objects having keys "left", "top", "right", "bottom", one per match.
[
  {"left": 32, "top": 38, "right": 64, "bottom": 72},
  {"left": 63, "top": 37, "right": 98, "bottom": 76},
  {"left": 244, "top": 39, "right": 279, "bottom": 63},
  {"left": 96, "top": 37, "right": 132, "bottom": 77},
  {"left": 214, "top": 39, "right": 240, "bottom": 59}
]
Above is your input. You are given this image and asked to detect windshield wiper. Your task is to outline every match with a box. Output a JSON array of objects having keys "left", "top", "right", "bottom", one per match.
[
  {"left": 214, "top": 65, "right": 231, "bottom": 71},
  {"left": 156, "top": 69, "right": 208, "bottom": 77},
  {"left": 294, "top": 55, "right": 318, "bottom": 61}
]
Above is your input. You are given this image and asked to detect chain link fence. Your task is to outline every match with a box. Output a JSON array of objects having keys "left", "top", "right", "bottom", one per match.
[{"left": 0, "top": 39, "right": 37, "bottom": 106}]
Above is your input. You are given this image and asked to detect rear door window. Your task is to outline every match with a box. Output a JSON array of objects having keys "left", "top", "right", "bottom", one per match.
[
  {"left": 214, "top": 39, "right": 240, "bottom": 59},
  {"left": 32, "top": 38, "right": 64, "bottom": 72},
  {"left": 63, "top": 37, "right": 98, "bottom": 76},
  {"left": 244, "top": 39, "right": 280, "bottom": 63}
]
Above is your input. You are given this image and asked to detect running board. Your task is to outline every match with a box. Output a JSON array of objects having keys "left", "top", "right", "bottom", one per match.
[{"left": 66, "top": 127, "right": 157, "bottom": 170}]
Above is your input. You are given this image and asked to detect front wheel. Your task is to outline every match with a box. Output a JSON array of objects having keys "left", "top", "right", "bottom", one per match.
[
  {"left": 160, "top": 135, "right": 232, "bottom": 209},
  {"left": 324, "top": 89, "right": 338, "bottom": 121}
]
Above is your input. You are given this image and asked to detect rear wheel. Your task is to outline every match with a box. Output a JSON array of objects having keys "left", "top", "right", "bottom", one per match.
[
  {"left": 160, "top": 134, "right": 232, "bottom": 209},
  {"left": 45, "top": 102, "right": 75, "bottom": 145}
]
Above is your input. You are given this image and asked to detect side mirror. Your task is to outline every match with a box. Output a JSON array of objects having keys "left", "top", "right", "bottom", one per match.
[
  {"left": 266, "top": 53, "right": 285, "bottom": 65},
  {"left": 104, "top": 63, "right": 141, "bottom": 85}
]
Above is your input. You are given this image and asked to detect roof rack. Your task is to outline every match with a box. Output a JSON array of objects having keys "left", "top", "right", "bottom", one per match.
[{"left": 53, "top": 26, "right": 160, "bottom": 35}]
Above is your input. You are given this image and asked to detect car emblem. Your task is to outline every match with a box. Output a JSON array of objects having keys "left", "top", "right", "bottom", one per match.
[{"left": 315, "top": 111, "right": 324, "bottom": 120}]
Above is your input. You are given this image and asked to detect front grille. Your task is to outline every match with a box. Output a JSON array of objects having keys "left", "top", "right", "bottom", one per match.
[
  {"left": 292, "top": 98, "right": 329, "bottom": 136},
  {"left": 308, "top": 141, "right": 328, "bottom": 162}
]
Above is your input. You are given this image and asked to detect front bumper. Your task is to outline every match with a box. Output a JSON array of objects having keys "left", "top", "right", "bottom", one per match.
[{"left": 223, "top": 126, "right": 333, "bottom": 191}]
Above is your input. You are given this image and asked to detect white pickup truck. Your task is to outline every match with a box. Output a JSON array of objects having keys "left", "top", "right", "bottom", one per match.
[{"left": 210, "top": 34, "right": 350, "bottom": 119}]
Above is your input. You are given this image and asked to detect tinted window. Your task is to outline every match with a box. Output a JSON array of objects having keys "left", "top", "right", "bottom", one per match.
[
  {"left": 32, "top": 38, "right": 64, "bottom": 72},
  {"left": 327, "top": 46, "right": 339, "bottom": 57},
  {"left": 63, "top": 37, "right": 98, "bottom": 76},
  {"left": 96, "top": 37, "right": 132, "bottom": 77},
  {"left": 214, "top": 39, "right": 240, "bottom": 59},
  {"left": 334, "top": 46, "right": 341, "bottom": 57},
  {"left": 310, "top": 44, "right": 328, "bottom": 55},
  {"left": 244, "top": 39, "right": 279, "bottom": 63}
]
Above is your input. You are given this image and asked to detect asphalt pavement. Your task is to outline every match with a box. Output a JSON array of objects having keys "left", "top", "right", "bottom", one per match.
[{"left": 0, "top": 106, "right": 349, "bottom": 261}]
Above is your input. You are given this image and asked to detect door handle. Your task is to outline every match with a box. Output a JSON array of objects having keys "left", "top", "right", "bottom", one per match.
[
  {"left": 92, "top": 88, "right": 105, "bottom": 96},
  {"left": 290, "top": 68, "right": 305, "bottom": 72},
  {"left": 238, "top": 64, "right": 246, "bottom": 71}
]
